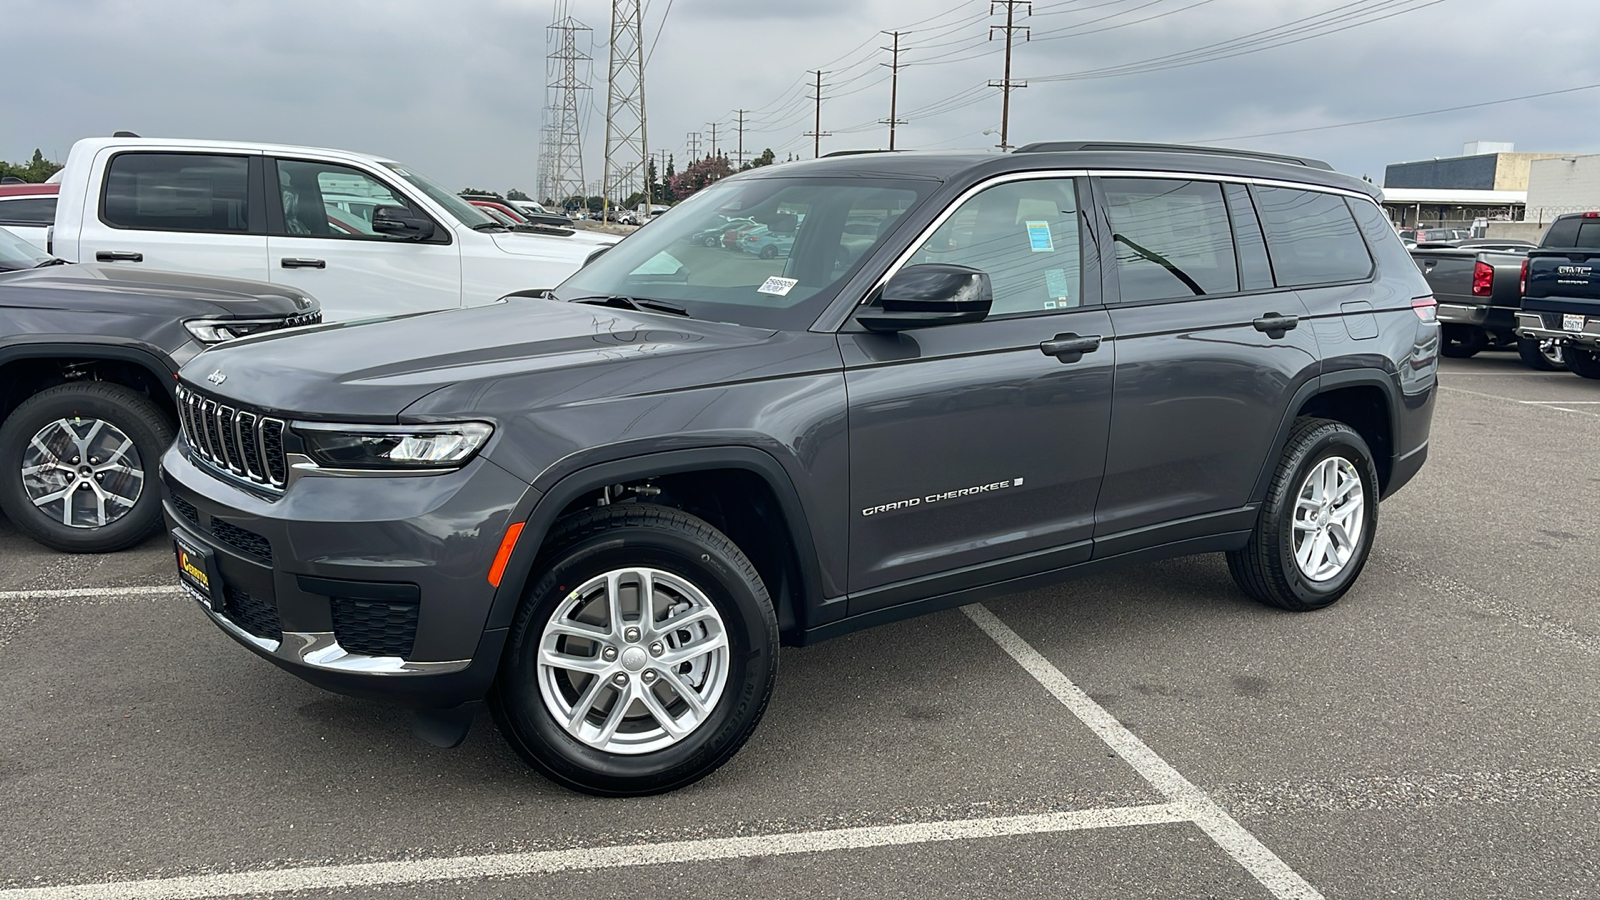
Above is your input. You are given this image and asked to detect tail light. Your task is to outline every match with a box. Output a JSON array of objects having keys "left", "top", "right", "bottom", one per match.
[
  {"left": 1412, "top": 296, "right": 1438, "bottom": 323},
  {"left": 1520, "top": 258, "right": 1529, "bottom": 295},
  {"left": 1583, "top": 212, "right": 1600, "bottom": 218},
  {"left": 1472, "top": 261, "right": 1494, "bottom": 296}
]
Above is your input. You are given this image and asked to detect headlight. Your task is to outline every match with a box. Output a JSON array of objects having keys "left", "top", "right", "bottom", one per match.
[
  {"left": 184, "top": 318, "right": 289, "bottom": 344},
  {"left": 291, "top": 421, "right": 493, "bottom": 470}
]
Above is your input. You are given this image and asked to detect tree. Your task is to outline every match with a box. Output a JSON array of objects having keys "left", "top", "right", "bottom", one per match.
[
  {"left": 0, "top": 149, "right": 63, "bottom": 183},
  {"left": 459, "top": 187, "right": 502, "bottom": 200},
  {"left": 563, "top": 194, "right": 587, "bottom": 212},
  {"left": 741, "top": 148, "right": 777, "bottom": 172},
  {"left": 586, "top": 195, "right": 605, "bottom": 212},
  {"left": 661, "top": 155, "right": 677, "bottom": 204},
  {"left": 507, "top": 188, "right": 530, "bottom": 201},
  {"left": 669, "top": 155, "right": 734, "bottom": 201},
  {"left": 623, "top": 191, "right": 646, "bottom": 209}
]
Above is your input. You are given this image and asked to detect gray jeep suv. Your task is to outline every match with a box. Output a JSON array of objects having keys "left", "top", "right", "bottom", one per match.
[{"left": 162, "top": 143, "right": 1438, "bottom": 795}]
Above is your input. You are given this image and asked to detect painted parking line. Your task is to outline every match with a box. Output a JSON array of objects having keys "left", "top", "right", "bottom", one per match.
[
  {"left": 0, "top": 585, "right": 181, "bottom": 601},
  {"left": 0, "top": 804, "right": 1189, "bottom": 900},
  {"left": 963, "top": 604, "right": 1324, "bottom": 900},
  {"left": 1441, "top": 385, "right": 1600, "bottom": 416}
]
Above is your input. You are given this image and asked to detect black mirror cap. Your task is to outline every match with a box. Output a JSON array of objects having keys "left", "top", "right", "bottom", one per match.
[
  {"left": 372, "top": 205, "right": 435, "bottom": 240},
  {"left": 858, "top": 264, "right": 993, "bottom": 332},
  {"left": 583, "top": 245, "right": 612, "bottom": 267}
]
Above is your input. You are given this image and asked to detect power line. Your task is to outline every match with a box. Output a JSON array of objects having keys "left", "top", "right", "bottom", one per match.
[
  {"left": 988, "top": 0, "right": 1030, "bottom": 151},
  {"left": 881, "top": 31, "right": 907, "bottom": 150},
  {"left": 804, "top": 69, "right": 832, "bottom": 158}
]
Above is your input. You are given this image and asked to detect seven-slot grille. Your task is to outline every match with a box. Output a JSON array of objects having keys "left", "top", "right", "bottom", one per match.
[{"left": 175, "top": 385, "right": 288, "bottom": 488}]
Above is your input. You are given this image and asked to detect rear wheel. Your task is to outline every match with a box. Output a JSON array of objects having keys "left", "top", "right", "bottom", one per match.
[
  {"left": 1564, "top": 345, "right": 1600, "bottom": 379},
  {"left": 1439, "top": 324, "right": 1487, "bottom": 358},
  {"left": 491, "top": 504, "right": 778, "bottom": 796},
  {"left": 1227, "top": 418, "right": 1378, "bottom": 611},
  {"left": 0, "top": 382, "right": 173, "bottom": 553},
  {"left": 759, "top": 245, "right": 778, "bottom": 260},
  {"left": 1517, "top": 336, "right": 1566, "bottom": 371}
]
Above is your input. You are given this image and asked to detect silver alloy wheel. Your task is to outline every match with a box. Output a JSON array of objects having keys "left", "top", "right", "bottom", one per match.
[
  {"left": 1291, "top": 456, "right": 1365, "bottom": 582},
  {"left": 537, "top": 567, "right": 730, "bottom": 755},
  {"left": 20, "top": 417, "right": 145, "bottom": 529}
]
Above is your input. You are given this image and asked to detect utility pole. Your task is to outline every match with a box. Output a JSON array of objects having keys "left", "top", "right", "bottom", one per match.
[
  {"left": 735, "top": 109, "right": 747, "bottom": 168},
  {"left": 707, "top": 121, "right": 718, "bottom": 159},
  {"left": 602, "top": 0, "right": 650, "bottom": 218},
  {"left": 880, "top": 31, "right": 907, "bottom": 151},
  {"left": 803, "top": 69, "right": 831, "bottom": 159},
  {"left": 686, "top": 131, "right": 702, "bottom": 160},
  {"left": 988, "top": 0, "right": 1030, "bottom": 151},
  {"left": 543, "top": 1, "right": 591, "bottom": 208}
]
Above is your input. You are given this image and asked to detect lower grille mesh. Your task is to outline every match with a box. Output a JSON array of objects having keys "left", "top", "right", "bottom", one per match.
[
  {"left": 331, "top": 598, "right": 419, "bottom": 658},
  {"left": 222, "top": 584, "right": 282, "bottom": 642}
]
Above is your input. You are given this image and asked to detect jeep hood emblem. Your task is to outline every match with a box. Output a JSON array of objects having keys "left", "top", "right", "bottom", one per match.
[{"left": 206, "top": 370, "right": 227, "bottom": 385}]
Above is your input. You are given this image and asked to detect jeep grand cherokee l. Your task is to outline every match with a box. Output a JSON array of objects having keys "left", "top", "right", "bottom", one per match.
[{"left": 162, "top": 142, "right": 1438, "bottom": 796}]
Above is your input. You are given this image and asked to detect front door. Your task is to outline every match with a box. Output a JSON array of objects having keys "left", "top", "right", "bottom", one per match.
[
  {"left": 266, "top": 157, "right": 461, "bottom": 322},
  {"left": 842, "top": 176, "right": 1115, "bottom": 608}
]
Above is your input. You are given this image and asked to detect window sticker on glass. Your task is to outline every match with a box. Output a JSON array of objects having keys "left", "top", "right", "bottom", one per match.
[
  {"left": 1026, "top": 221, "right": 1054, "bottom": 253},
  {"left": 1045, "top": 268, "right": 1071, "bottom": 301},
  {"left": 757, "top": 276, "right": 799, "bottom": 296}
]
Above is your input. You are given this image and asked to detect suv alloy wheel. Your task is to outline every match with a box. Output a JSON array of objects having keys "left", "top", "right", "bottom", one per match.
[{"left": 491, "top": 504, "right": 779, "bottom": 796}]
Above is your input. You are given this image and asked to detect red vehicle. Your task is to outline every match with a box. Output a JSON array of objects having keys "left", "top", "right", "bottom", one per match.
[{"left": 467, "top": 199, "right": 531, "bottom": 224}]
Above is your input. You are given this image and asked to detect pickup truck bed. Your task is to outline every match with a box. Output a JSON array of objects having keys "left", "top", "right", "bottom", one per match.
[{"left": 1412, "top": 246, "right": 1525, "bottom": 356}]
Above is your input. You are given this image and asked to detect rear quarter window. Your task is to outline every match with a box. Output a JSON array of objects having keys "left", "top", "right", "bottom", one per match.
[
  {"left": 1253, "top": 186, "right": 1373, "bottom": 287},
  {"left": 0, "top": 196, "right": 56, "bottom": 226},
  {"left": 102, "top": 152, "right": 251, "bottom": 233}
]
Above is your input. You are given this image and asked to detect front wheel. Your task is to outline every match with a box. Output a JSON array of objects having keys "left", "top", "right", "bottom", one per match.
[
  {"left": 1563, "top": 345, "right": 1600, "bottom": 379},
  {"left": 0, "top": 382, "right": 173, "bottom": 553},
  {"left": 1517, "top": 336, "right": 1566, "bottom": 371},
  {"left": 491, "top": 504, "right": 778, "bottom": 796},
  {"left": 759, "top": 245, "right": 778, "bottom": 260},
  {"left": 1227, "top": 418, "right": 1379, "bottom": 611}
]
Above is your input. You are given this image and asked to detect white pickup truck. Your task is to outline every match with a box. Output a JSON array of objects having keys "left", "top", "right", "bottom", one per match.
[{"left": 49, "top": 136, "right": 616, "bottom": 321}]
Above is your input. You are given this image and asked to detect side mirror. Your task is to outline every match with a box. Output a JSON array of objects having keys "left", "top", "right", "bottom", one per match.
[
  {"left": 856, "top": 264, "right": 992, "bottom": 332},
  {"left": 583, "top": 245, "right": 611, "bottom": 267},
  {"left": 372, "top": 205, "right": 436, "bottom": 241}
]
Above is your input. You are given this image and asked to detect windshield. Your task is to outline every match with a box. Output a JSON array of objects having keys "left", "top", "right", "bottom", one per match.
[
  {"left": 0, "top": 226, "right": 53, "bottom": 271},
  {"left": 553, "top": 175, "right": 932, "bottom": 330},
  {"left": 382, "top": 163, "right": 498, "bottom": 228}
]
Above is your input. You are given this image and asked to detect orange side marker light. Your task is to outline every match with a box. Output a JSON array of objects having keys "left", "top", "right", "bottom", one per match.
[{"left": 487, "top": 522, "right": 525, "bottom": 587}]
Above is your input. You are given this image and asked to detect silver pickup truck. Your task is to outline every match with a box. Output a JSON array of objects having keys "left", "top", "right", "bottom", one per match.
[{"left": 1411, "top": 239, "right": 1563, "bottom": 370}]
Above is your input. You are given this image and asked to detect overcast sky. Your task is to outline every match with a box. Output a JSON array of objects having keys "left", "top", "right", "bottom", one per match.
[{"left": 6, "top": 0, "right": 1599, "bottom": 197}]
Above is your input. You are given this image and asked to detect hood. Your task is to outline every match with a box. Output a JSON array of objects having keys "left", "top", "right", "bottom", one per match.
[
  {"left": 490, "top": 228, "right": 617, "bottom": 258},
  {"left": 180, "top": 298, "right": 775, "bottom": 420},
  {"left": 0, "top": 263, "right": 318, "bottom": 317}
]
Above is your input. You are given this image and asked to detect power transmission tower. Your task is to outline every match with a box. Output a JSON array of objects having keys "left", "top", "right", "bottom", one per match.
[
  {"left": 707, "top": 122, "right": 719, "bottom": 159},
  {"left": 735, "top": 109, "right": 747, "bottom": 167},
  {"left": 880, "top": 31, "right": 907, "bottom": 150},
  {"left": 602, "top": 0, "right": 649, "bottom": 216},
  {"left": 544, "top": 1, "right": 592, "bottom": 207},
  {"left": 686, "top": 131, "right": 702, "bottom": 160},
  {"left": 804, "top": 70, "right": 831, "bottom": 159},
  {"left": 988, "top": 0, "right": 1030, "bottom": 151}
]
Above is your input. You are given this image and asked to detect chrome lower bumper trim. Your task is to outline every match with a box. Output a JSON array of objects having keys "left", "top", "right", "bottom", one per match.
[
  {"left": 190, "top": 591, "right": 470, "bottom": 676},
  {"left": 1438, "top": 303, "right": 1488, "bottom": 325}
]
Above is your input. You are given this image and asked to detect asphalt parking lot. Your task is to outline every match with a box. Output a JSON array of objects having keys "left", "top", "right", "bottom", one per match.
[{"left": 2, "top": 351, "right": 1598, "bottom": 900}]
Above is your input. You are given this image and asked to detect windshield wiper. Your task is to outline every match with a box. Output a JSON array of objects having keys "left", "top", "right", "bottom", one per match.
[
  {"left": 32, "top": 258, "right": 71, "bottom": 268},
  {"left": 568, "top": 295, "right": 691, "bottom": 317},
  {"left": 471, "top": 222, "right": 511, "bottom": 233}
]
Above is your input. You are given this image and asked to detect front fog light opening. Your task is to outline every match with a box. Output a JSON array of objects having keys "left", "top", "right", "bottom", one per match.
[{"left": 293, "top": 421, "right": 493, "bottom": 470}]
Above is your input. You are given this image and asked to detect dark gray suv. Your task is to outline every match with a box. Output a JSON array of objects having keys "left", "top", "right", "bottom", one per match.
[{"left": 162, "top": 143, "right": 1438, "bottom": 795}]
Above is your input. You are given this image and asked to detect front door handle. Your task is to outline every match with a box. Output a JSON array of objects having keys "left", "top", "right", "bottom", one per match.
[
  {"left": 1040, "top": 333, "right": 1102, "bottom": 363},
  {"left": 95, "top": 250, "right": 143, "bottom": 262},
  {"left": 1252, "top": 313, "right": 1299, "bottom": 338},
  {"left": 281, "top": 257, "right": 326, "bottom": 269}
]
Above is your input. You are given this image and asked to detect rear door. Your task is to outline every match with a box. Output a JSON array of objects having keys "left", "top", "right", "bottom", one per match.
[
  {"left": 843, "top": 175, "right": 1115, "bottom": 606},
  {"left": 74, "top": 149, "right": 268, "bottom": 280},
  {"left": 264, "top": 157, "right": 461, "bottom": 322},
  {"left": 1092, "top": 176, "right": 1320, "bottom": 554}
]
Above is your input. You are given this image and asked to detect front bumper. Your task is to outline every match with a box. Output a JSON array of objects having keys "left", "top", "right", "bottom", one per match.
[
  {"left": 161, "top": 441, "right": 538, "bottom": 708},
  {"left": 1515, "top": 311, "right": 1600, "bottom": 347}
]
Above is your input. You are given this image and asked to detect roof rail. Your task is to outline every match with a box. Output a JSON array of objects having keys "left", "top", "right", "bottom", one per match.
[
  {"left": 1012, "top": 141, "right": 1334, "bottom": 171},
  {"left": 821, "top": 149, "right": 896, "bottom": 158}
]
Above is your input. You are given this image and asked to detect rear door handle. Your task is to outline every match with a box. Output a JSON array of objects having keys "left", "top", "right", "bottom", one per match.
[
  {"left": 1252, "top": 313, "right": 1299, "bottom": 337},
  {"left": 281, "top": 257, "right": 326, "bottom": 269},
  {"left": 1040, "top": 333, "right": 1102, "bottom": 363},
  {"left": 95, "top": 251, "right": 143, "bottom": 262}
]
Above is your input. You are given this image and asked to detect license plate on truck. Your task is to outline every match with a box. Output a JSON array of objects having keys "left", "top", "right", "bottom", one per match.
[{"left": 1564, "top": 314, "right": 1586, "bottom": 333}]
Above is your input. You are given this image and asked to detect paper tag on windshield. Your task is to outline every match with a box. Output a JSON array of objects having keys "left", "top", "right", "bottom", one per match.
[
  {"left": 758, "top": 276, "right": 799, "bottom": 296},
  {"left": 1026, "top": 221, "right": 1054, "bottom": 253}
]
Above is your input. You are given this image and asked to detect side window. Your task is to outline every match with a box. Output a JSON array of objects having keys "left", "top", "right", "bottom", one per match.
[
  {"left": 1253, "top": 186, "right": 1374, "bottom": 287},
  {"left": 907, "top": 178, "right": 1083, "bottom": 315},
  {"left": 1101, "top": 178, "right": 1238, "bottom": 303},
  {"left": 1223, "top": 183, "right": 1274, "bottom": 291},
  {"left": 102, "top": 153, "right": 250, "bottom": 232},
  {"left": 274, "top": 159, "right": 418, "bottom": 238},
  {"left": 0, "top": 197, "right": 57, "bottom": 226}
]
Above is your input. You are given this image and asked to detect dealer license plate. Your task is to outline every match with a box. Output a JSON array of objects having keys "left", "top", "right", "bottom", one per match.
[
  {"left": 173, "top": 533, "right": 216, "bottom": 608},
  {"left": 1564, "top": 314, "right": 1586, "bottom": 333}
]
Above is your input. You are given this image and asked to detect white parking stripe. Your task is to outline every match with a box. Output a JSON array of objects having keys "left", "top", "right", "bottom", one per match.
[
  {"left": 963, "top": 604, "right": 1324, "bottom": 900},
  {"left": 0, "top": 804, "right": 1188, "bottom": 900},
  {"left": 0, "top": 585, "right": 181, "bottom": 601}
]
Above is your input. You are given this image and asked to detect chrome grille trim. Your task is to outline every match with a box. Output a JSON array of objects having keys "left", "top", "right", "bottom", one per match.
[{"left": 175, "top": 385, "right": 288, "bottom": 490}]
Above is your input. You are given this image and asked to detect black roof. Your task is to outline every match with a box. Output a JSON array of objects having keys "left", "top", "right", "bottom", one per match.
[{"left": 738, "top": 144, "right": 1377, "bottom": 200}]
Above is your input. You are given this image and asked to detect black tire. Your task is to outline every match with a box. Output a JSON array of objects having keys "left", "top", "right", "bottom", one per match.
[
  {"left": 1565, "top": 346, "right": 1600, "bottom": 380},
  {"left": 0, "top": 382, "right": 174, "bottom": 553},
  {"left": 759, "top": 245, "right": 778, "bottom": 260},
  {"left": 1227, "top": 417, "right": 1379, "bottom": 612},
  {"left": 1439, "top": 324, "right": 1487, "bottom": 358},
  {"left": 491, "top": 503, "right": 778, "bottom": 796},
  {"left": 1517, "top": 336, "right": 1566, "bottom": 371}
]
